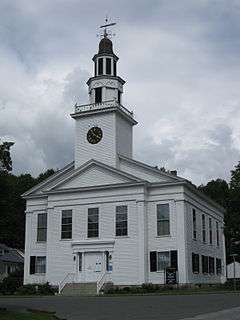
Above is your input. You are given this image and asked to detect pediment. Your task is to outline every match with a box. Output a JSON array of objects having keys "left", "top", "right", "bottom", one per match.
[{"left": 48, "top": 160, "right": 143, "bottom": 191}]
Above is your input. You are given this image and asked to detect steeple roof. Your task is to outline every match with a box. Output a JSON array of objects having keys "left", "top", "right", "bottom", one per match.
[{"left": 98, "top": 36, "right": 114, "bottom": 54}]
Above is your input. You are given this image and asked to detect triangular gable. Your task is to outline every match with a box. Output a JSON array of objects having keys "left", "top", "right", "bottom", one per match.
[
  {"left": 119, "top": 154, "right": 185, "bottom": 183},
  {"left": 47, "top": 159, "right": 144, "bottom": 191}
]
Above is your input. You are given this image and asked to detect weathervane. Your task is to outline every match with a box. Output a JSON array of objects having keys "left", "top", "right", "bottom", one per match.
[{"left": 98, "top": 16, "right": 116, "bottom": 38}]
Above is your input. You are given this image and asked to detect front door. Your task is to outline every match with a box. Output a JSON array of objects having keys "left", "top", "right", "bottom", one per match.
[{"left": 84, "top": 252, "right": 103, "bottom": 282}]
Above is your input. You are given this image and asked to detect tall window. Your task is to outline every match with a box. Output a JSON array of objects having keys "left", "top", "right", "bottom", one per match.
[
  {"left": 209, "top": 256, "right": 215, "bottom": 274},
  {"left": 192, "top": 253, "right": 200, "bottom": 273},
  {"left": 209, "top": 218, "right": 212, "bottom": 245},
  {"left": 98, "top": 58, "right": 103, "bottom": 75},
  {"left": 202, "top": 214, "right": 206, "bottom": 242},
  {"left": 157, "top": 204, "right": 170, "bottom": 236},
  {"left": 95, "top": 87, "right": 102, "bottom": 103},
  {"left": 201, "top": 255, "right": 209, "bottom": 274},
  {"left": 106, "top": 58, "right": 111, "bottom": 74},
  {"left": 116, "top": 205, "right": 128, "bottom": 236},
  {"left": 192, "top": 209, "right": 197, "bottom": 240},
  {"left": 216, "top": 221, "right": 219, "bottom": 246},
  {"left": 78, "top": 253, "right": 82, "bottom": 272},
  {"left": 37, "top": 213, "right": 47, "bottom": 242},
  {"left": 30, "top": 256, "right": 46, "bottom": 274},
  {"left": 216, "top": 258, "right": 222, "bottom": 274},
  {"left": 61, "top": 210, "right": 72, "bottom": 239},
  {"left": 88, "top": 208, "right": 99, "bottom": 238}
]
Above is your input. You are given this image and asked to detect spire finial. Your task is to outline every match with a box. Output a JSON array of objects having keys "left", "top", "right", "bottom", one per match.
[{"left": 99, "top": 16, "right": 116, "bottom": 39}]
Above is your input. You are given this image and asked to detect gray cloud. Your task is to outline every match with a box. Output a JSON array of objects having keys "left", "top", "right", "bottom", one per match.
[{"left": 0, "top": 0, "right": 240, "bottom": 185}]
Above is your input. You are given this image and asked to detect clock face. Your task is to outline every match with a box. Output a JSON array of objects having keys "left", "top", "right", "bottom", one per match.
[{"left": 87, "top": 126, "right": 103, "bottom": 144}]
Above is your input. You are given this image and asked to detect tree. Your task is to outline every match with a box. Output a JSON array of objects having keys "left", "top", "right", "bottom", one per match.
[
  {"left": 227, "top": 161, "right": 240, "bottom": 260},
  {"left": 198, "top": 179, "right": 229, "bottom": 209},
  {"left": 199, "top": 165, "right": 240, "bottom": 263},
  {"left": 0, "top": 141, "right": 14, "bottom": 171},
  {"left": 0, "top": 169, "right": 55, "bottom": 249}
]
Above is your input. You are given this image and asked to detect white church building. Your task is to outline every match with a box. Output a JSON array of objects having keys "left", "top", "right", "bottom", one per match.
[{"left": 22, "top": 28, "right": 226, "bottom": 294}]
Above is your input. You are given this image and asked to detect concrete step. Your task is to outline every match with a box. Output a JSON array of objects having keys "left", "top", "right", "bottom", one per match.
[{"left": 61, "top": 282, "right": 97, "bottom": 296}]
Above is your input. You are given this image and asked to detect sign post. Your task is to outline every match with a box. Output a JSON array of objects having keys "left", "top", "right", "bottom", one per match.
[{"left": 165, "top": 267, "right": 177, "bottom": 285}]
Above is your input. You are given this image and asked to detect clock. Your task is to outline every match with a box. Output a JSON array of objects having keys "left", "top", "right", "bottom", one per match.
[{"left": 87, "top": 126, "right": 103, "bottom": 144}]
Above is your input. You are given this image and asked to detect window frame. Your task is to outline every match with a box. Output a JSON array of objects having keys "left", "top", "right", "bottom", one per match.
[
  {"left": 30, "top": 256, "right": 46, "bottom": 275},
  {"left": 88, "top": 208, "right": 99, "bottom": 238},
  {"left": 192, "top": 252, "right": 200, "bottom": 274},
  {"left": 37, "top": 212, "right": 47, "bottom": 242},
  {"left": 192, "top": 209, "right": 197, "bottom": 240},
  {"left": 115, "top": 205, "right": 128, "bottom": 237},
  {"left": 216, "top": 258, "right": 222, "bottom": 275},
  {"left": 106, "top": 57, "right": 112, "bottom": 75},
  {"left": 209, "top": 218, "right": 212, "bottom": 245},
  {"left": 202, "top": 214, "right": 206, "bottom": 243},
  {"left": 61, "top": 210, "right": 72, "bottom": 240},
  {"left": 216, "top": 221, "right": 220, "bottom": 246},
  {"left": 98, "top": 57, "right": 103, "bottom": 75},
  {"left": 201, "top": 255, "right": 209, "bottom": 274},
  {"left": 209, "top": 256, "right": 215, "bottom": 274},
  {"left": 95, "top": 87, "right": 102, "bottom": 104},
  {"left": 156, "top": 203, "right": 170, "bottom": 237},
  {"left": 78, "top": 253, "right": 82, "bottom": 272}
]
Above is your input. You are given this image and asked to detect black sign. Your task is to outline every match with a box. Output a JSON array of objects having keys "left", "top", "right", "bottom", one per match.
[{"left": 165, "top": 267, "right": 177, "bottom": 284}]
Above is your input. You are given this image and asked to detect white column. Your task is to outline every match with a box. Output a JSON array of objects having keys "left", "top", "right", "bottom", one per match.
[
  {"left": 103, "top": 57, "right": 106, "bottom": 75},
  {"left": 111, "top": 58, "right": 114, "bottom": 76},
  {"left": 176, "top": 200, "right": 188, "bottom": 283},
  {"left": 137, "top": 200, "right": 147, "bottom": 284}
]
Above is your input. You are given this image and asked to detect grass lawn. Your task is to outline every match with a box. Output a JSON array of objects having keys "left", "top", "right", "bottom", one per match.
[{"left": 0, "top": 309, "right": 59, "bottom": 320}]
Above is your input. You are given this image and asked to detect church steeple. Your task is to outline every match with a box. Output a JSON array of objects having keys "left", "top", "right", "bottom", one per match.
[
  {"left": 87, "top": 21, "right": 125, "bottom": 105},
  {"left": 71, "top": 22, "right": 137, "bottom": 169}
]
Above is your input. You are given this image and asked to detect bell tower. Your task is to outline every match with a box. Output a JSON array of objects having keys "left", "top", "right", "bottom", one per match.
[{"left": 71, "top": 21, "right": 137, "bottom": 169}]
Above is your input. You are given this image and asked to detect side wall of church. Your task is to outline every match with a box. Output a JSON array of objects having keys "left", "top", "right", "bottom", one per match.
[
  {"left": 183, "top": 189, "right": 226, "bottom": 284},
  {"left": 116, "top": 113, "right": 133, "bottom": 158}
]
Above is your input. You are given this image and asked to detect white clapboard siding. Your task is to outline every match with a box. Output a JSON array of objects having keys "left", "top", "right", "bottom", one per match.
[
  {"left": 57, "top": 166, "right": 131, "bottom": 190},
  {"left": 75, "top": 112, "right": 117, "bottom": 168},
  {"left": 119, "top": 157, "right": 174, "bottom": 183}
]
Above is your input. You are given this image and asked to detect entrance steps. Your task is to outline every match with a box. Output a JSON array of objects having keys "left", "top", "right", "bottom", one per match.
[{"left": 61, "top": 282, "right": 97, "bottom": 296}]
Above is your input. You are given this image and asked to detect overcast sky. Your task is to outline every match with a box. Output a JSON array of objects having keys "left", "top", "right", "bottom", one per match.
[{"left": 0, "top": 0, "right": 240, "bottom": 185}]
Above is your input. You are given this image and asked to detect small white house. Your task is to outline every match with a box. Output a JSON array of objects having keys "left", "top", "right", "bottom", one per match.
[
  {"left": 22, "top": 31, "right": 226, "bottom": 294},
  {"left": 227, "top": 262, "right": 240, "bottom": 279},
  {"left": 0, "top": 244, "right": 24, "bottom": 281}
]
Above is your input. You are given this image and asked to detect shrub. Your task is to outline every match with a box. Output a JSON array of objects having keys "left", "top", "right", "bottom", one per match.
[
  {"left": 16, "top": 284, "right": 36, "bottom": 295},
  {"left": 16, "top": 282, "right": 56, "bottom": 295},
  {"left": 0, "top": 268, "right": 23, "bottom": 295}
]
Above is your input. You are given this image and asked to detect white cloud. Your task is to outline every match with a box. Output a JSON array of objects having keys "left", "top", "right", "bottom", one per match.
[{"left": 0, "top": 0, "right": 240, "bottom": 185}]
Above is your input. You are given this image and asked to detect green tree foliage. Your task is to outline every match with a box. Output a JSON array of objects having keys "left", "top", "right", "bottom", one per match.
[
  {"left": 0, "top": 169, "right": 55, "bottom": 249},
  {"left": 198, "top": 179, "right": 229, "bottom": 209},
  {"left": 199, "top": 162, "right": 240, "bottom": 263},
  {"left": 0, "top": 141, "right": 14, "bottom": 171}
]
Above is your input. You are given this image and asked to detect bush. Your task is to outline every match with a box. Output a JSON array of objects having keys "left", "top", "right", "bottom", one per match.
[
  {"left": 16, "top": 282, "right": 56, "bottom": 295},
  {"left": 0, "top": 268, "right": 23, "bottom": 295}
]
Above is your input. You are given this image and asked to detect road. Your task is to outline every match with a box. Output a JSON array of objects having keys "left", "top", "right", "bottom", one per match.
[{"left": 1, "top": 293, "right": 240, "bottom": 320}]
